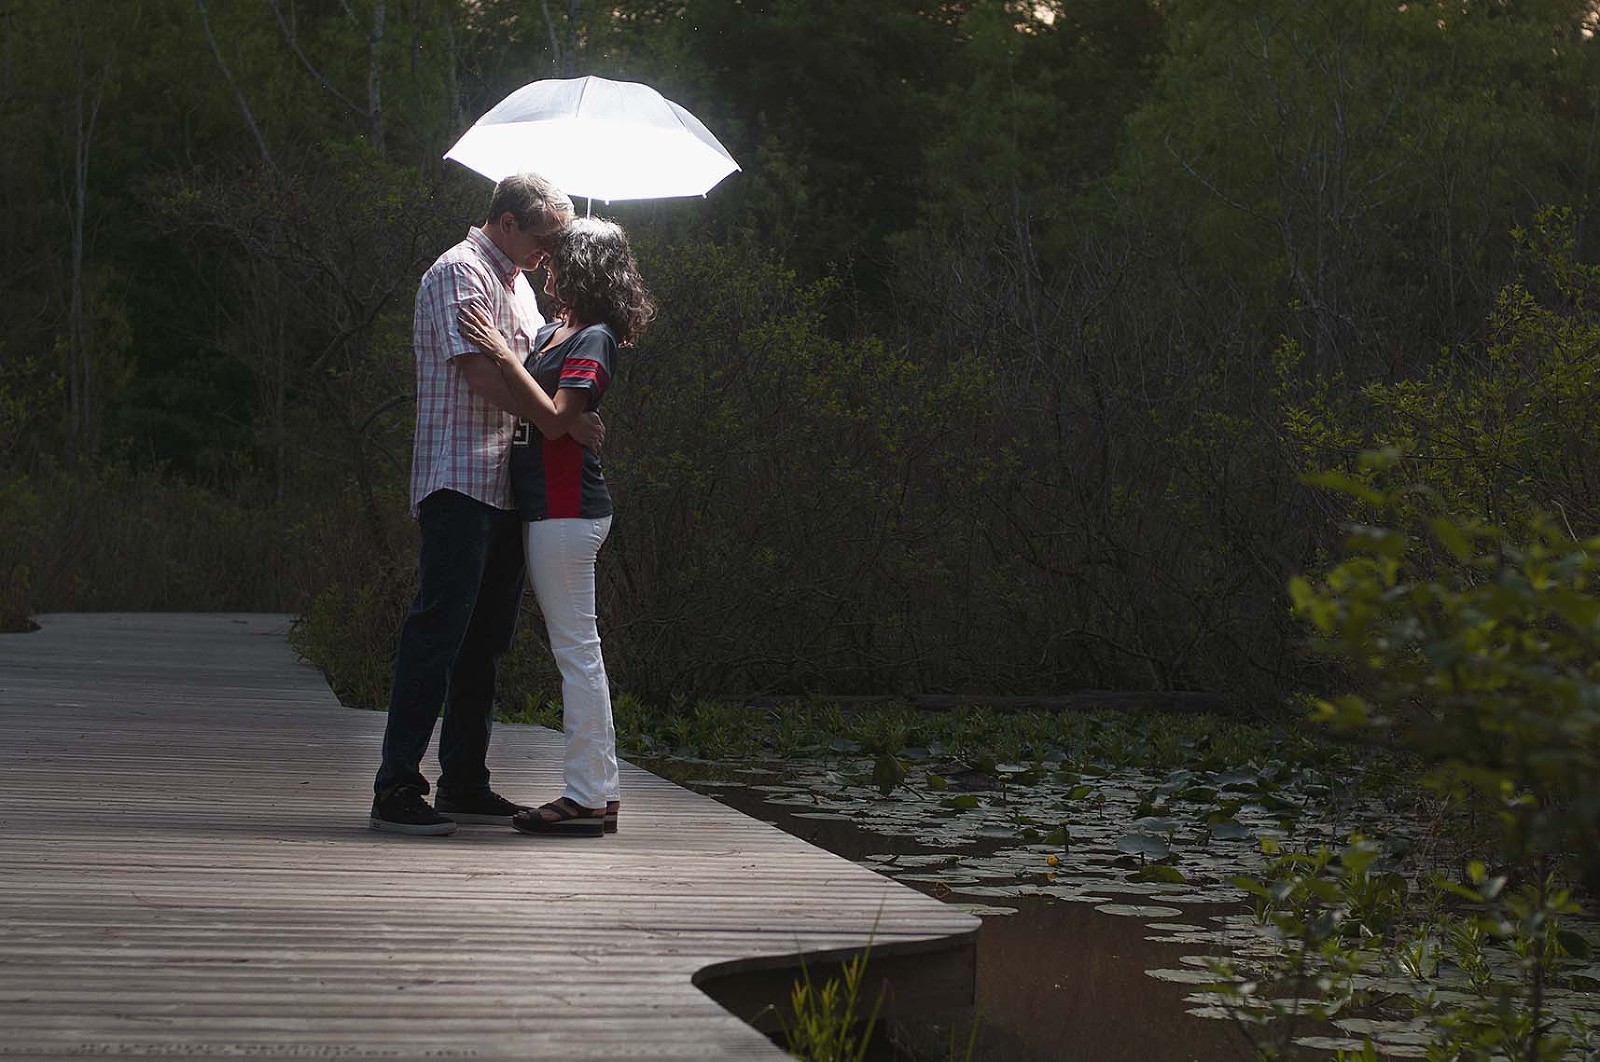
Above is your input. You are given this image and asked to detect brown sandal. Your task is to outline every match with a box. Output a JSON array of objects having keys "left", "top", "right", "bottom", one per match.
[
  {"left": 604, "top": 801, "right": 620, "bottom": 835},
  {"left": 511, "top": 797, "right": 605, "bottom": 837}
]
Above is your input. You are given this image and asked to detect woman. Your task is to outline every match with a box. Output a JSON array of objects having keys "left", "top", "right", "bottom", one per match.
[{"left": 458, "top": 216, "right": 655, "bottom": 836}]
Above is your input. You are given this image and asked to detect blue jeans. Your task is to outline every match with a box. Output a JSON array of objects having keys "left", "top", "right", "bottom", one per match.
[{"left": 374, "top": 489, "right": 525, "bottom": 797}]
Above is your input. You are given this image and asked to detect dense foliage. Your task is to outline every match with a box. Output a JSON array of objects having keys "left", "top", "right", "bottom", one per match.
[{"left": 4, "top": 0, "right": 1599, "bottom": 706}]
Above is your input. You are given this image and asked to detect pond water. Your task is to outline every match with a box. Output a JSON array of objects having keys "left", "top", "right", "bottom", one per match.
[
  {"left": 709, "top": 779, "right": 1248, "bottom": 1061},
  {"left": 648, "top": 750, "right": 1600, "bottom": 1061}
]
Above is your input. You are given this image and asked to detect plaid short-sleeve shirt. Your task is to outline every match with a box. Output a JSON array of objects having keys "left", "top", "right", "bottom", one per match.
[{"left": 409, "top": 228, "right": 546, "bottom": 516}]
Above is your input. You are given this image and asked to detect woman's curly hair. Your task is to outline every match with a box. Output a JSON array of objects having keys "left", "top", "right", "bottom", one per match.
[{"left": 547, "top": 217, "right": 656, "bottom": 346}]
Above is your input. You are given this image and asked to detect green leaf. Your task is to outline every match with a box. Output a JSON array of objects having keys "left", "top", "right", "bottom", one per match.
[
  {"left": 1344, "top": 524, "right": 1409, "bottom": 560},
  {"left": 1302, "top": 469, "right": 1386, "bottom": 506},
  {"left": 1429, "top": 517, "right": 1474, "bottom": 561},
  {"left": 1557, "top": 930, "right": 1593, "bottom": 960},
  {"left": 872, "top": 753, "right": 907, "bottom": 796},
  {"left": 1232, "top": 876, "right": 1274, "bottom": 900}
]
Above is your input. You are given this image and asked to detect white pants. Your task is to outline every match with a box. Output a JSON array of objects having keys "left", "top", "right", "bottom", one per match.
[{"left": 524, "top": 515, "right": 617, "bottom": 809}]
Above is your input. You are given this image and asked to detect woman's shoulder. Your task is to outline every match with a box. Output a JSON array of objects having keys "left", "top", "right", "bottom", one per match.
[
  {"left": 570, "top": 322, "right": 618, "bottom": 352},
  {"left": 543, "top": 322, "right": 616, "bottom": 357},
  {"left": 572, "top": 321, "right": 616, "bottom": 341}
]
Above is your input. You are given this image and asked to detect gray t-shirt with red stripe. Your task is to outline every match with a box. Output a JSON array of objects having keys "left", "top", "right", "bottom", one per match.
[{"left": 509, "top": 322, "right": 617, "bottom": 521}]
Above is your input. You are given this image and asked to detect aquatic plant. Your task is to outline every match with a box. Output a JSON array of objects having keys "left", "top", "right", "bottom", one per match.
[{"left": 777, "top": 946, "right": 885, "bottom": 1062}]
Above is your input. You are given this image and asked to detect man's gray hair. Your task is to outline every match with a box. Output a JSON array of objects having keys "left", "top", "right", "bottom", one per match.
[{"left": 485, "top": 172, "right": 573, "bottom": 233}]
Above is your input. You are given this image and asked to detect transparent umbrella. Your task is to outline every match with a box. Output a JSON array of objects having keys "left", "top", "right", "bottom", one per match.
[{"left": 444, "top": 75, "right": 739, "bottom": 205}]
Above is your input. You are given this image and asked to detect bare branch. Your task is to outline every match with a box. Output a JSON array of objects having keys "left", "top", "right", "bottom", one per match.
[
  {"left": 1162, "top": 134, "right": 1269, "bottom": 225},
  {"left": 193, "top": 0, "right": 276, "bottom": 171},
  {"left": 265, "top": 0, "right": 364, "bottom": 117}
]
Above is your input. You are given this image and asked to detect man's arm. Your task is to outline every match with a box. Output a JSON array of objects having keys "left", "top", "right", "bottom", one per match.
[
  {"left": 457, "top": 354, "right": 524, "bottom": 415},
  {"left": 457, "top": 354, "right": 605, "bottom": 447}
]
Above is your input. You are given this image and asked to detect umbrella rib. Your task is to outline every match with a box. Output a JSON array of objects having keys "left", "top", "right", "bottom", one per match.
[
  {"left": 666, "top": 100, "right": 737, "bottom": 166},
  {"left": 666, "top": 103, "right": 692, "bottom": 137},
  {"left": 574, "top": 75, "right": 591, "bottom": 117}
]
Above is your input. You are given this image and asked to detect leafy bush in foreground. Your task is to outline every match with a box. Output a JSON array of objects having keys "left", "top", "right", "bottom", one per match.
[{"left": 1197, "top": 457, "right": 1599, "bottom": 1060}]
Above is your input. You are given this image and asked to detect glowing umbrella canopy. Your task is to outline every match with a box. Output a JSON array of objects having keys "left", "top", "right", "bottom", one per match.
[{"left": 444, "top": 75, "right": 739, "bottom": 203}]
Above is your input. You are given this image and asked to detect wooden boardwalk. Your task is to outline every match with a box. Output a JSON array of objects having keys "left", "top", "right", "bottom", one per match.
[{"left": 0, "top": 614, "right": 978, "bottom": 1060}]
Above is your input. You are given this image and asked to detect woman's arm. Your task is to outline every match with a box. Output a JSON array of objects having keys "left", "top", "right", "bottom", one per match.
[{"left": 459, "top": 304, "right": 592, "bottom": 440}]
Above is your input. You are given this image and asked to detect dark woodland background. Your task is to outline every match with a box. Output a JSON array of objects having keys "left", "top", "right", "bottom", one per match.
[{"left": 4, "top": 0, "right": 1599, "bottom": 709}]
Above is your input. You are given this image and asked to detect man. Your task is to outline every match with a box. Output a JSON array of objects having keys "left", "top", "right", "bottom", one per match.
[{"left": 371, "top": 172, "right": 597, "bottom": 835}]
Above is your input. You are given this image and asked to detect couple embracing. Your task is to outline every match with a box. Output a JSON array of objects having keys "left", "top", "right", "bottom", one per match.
[{"left": 370, "top": 172, "right": 654, "bottom": 839}]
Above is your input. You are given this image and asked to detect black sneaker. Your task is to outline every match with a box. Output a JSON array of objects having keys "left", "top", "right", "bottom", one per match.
[
  {"left": 370, "top": 784, "right": 458, "bottom": 836},
  {"left": 433, "top": 788, "right": 529, "bottom": 826}
]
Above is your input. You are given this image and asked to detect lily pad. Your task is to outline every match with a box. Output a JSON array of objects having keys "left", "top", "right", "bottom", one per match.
[
  {"left": 1145, "top": 967, "right": 1237, "bottom": 984},
  {"left": 894, "top": 873, "right": 984, "bottom": 886},
  {"left": 1117, "top": 833, "right": 1173, "bottom": 859},
  {"left": 955, "top": 884, "right": 1025, "bottom": 898},
  {"left": 947, "top": 902, "right": 1020, "bottom": 916},
  {"left": 1184, "top": 1005, "right": 1237, "bottom": 1020},
  {"left": 1097, "top": 903, "right": 1184, "bottom": 918},
  {"left": 1295, "top": 1038, "right": 1425, "bottom": 1059},
  {"left": 1207, "top": 820, "right": 1253, "bottom": 841}
]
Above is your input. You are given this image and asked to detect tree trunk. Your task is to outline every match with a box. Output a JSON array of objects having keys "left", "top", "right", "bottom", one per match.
[
  {"left": 541, "top": 0, "right": 562, "bottom": 75},
  {"left": 540, "top": 0, "right": 579, "bottom": 76},
  {"left": 565, "top": 0, "right": 578, "bottom": 77},
  {"left": 368, "top": 0, "right": 385, "bottom": 155},
  {"left": 66, "top": 11, "right": 106, "bottom": 455},
  {"left": 443, "top": 7, "right": 463, "bottom": 132}
]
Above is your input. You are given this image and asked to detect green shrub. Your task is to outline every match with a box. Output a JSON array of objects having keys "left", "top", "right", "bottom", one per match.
[
  {"left": 1282, "top": 207, "right": 1600, "bottom": 538},
  {"left": 606, "top": 238, "right": 1002, "bottom": 699},
  {"left": 289, "top": 572, "right": 410, "bottom": 712},
  {"left": 1230, "top": 449, "right": 1594, "bottom": 1060},
  {"left": 1292, "top": 453, "right": 1600, "bottom": 887},
  {"left": 0, "top": 458, "right": 308, "bottom": 614}
]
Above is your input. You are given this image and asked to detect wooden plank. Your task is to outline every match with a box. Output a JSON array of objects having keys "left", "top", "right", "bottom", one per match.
[{"left": 0, "top": 614, "right": 978, "bottom": 1060}]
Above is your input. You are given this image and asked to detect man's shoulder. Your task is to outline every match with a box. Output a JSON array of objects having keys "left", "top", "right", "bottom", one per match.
[
  {"left": 418, "top": 245, "right": 496, "bottom": 311},
  {"left": 425, "top": 237, "right": 491, "bottom": 279}
]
